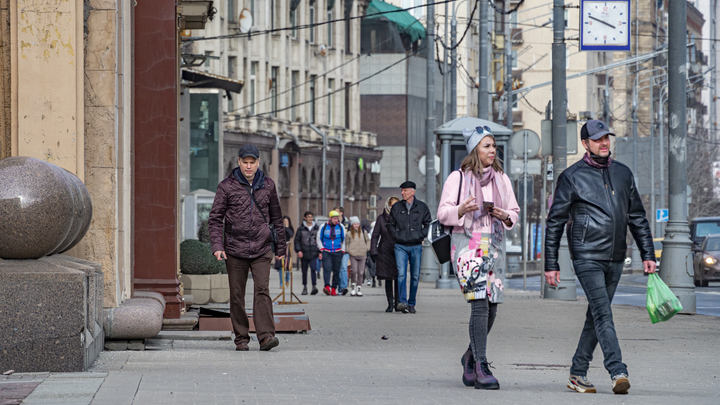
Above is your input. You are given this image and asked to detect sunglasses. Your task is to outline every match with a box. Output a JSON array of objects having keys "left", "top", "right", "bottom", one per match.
[{"left": 475, "top": 126, "right": 492, "bottom": 135}]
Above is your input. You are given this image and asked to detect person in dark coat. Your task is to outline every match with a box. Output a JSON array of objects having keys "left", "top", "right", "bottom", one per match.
[
  {"left": 361, "top": 219, "right": 378, "bottom": 287},
  {"left": 209, "top": 144, "right": 285, "bottom": 352},
  {"left": 294, "top": 211, "right": 320, "bottom": 295},
  {"left": 274, "top": 216, "right": 294, "bottom": 287},
  {"left": 370, "top": 196, "right": 400, "bottom": 312}
]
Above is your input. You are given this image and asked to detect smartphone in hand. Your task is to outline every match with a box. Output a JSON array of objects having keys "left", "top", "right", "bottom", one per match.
[{"left": 482, "top": 201, "right": 494, "bottom": 212}]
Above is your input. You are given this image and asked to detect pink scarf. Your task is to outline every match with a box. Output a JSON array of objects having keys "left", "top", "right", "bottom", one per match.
[{"left": 464, "top": 167, "right": 507, "bottom": 231}]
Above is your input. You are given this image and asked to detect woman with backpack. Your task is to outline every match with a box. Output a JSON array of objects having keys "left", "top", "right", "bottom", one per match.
[
  {"left": 346, "top": 216, "right": 371, "bottom": 296},
  {"left": 370, "top": 196, "right": 400, "bottom": 312}
]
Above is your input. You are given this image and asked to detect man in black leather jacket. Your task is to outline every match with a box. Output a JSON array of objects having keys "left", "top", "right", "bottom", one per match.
[
  {"left": 545, "top": 120, "right": 655, "bottom": 396},
  {"left": 387, "top": 181, "right": 432, "bottom": 314}
]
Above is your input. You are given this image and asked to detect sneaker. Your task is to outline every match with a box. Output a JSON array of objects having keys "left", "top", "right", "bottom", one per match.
[
  {"left": 311, "top": 286, "right": 319, "bottom": 295},
  {"left": 396, "top": 302, "right": 408, "bottom": 313},
  {"left": 301, "top": 286, "right": 308, "bottom": 296},
  {"left": 474, "top": 360, "right": 499, "bottom": 390},
  {"left": 341, "top": 288, "right": 349, "bottom": 296},
  {"left": 331, "top": 288, "right": 338, "bottom": 296},
  {"left": 567, "top": 374, "right": 596, "bottom": 393},
  {"left": 356, "top": 286, "right": 363, "bottom": 296},
  {"left": 323, "top": 286, "right": 331, "bottom": 296},
  {"left": 367, "top": 279, "right": 371, "bottom": 286},
  {"left": 611, "top": 374, "right": 630, "bottom": 395},
  {"left": 350, "top": 283, "right": 357, "bottom": 296},
  {"left": 408, "top": 305, "right": 416, "bottom": 314},
  {"left": 235, "top": 342, "right": 249, "bottom": 351}
]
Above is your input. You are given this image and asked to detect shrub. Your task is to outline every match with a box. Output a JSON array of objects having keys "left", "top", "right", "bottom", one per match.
[
  {"left": 180, "top": 239, "right": 226, "bottom": 275},
  {"left": 197, "top": 220, "right": 210, "bottom": 244}
]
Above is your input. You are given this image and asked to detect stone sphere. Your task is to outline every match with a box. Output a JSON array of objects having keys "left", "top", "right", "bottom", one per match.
[{"left": 0, "top": 157, "right": 92, "bottom": 259}]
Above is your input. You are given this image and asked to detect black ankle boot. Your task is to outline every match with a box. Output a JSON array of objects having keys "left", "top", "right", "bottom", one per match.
[{"left": 385, "top": 298, "right": 394, "bottom": 312}]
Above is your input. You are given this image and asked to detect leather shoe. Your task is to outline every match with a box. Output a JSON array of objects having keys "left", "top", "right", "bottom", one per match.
[
  {"left": 408, "top": 305, "right": 416, "bottom": 314},
  {"left": 260, "top": 336, "right": 279, "bottom": 351},
  {"left": 235, "top": 342, "right": 249, "bottom": 351}
]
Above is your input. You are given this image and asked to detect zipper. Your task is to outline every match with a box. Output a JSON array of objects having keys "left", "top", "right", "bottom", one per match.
[{"left": 600, "top": 168, "right": 615, "bottom": 256}]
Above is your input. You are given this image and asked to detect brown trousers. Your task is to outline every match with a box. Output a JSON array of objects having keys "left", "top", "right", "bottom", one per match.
[{"left": 226, "top": 250, "right": 275, "bottom": 346}]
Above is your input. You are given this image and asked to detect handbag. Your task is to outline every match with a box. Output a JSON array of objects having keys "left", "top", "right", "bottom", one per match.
[
  {"left": 246, "top": 186, "right": 280, "bottom": 252},
  {"left": 428, "top": 171, "right": 463, "bottom": 264}
]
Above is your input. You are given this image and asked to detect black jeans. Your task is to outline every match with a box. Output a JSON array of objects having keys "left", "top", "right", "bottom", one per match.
[
  {"left": 300, "top": 257, "right": 318, "bottom": 286},
  {"left": 322, "top": 251, "right": 343, "bottom": 289},
  {"left": 570, "top": 260, "right": 628, "bottom": 377},
  {"left": 469, "top": 299, "right": 498, "bottom": 362}
]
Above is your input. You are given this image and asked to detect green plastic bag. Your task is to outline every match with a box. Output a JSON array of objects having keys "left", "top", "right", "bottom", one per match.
[{"left": 646, "top": 273, "right": 683, "bottom": 324}]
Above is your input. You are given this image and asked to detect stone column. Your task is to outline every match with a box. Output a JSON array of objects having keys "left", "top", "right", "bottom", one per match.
[
  {"left": 289, "top": 153, "right": 300, "bottom": 230},
  {"left": 9, "top": 0, "right": 84, "bottom": 177},
  {"left": 133, "top": 0, "right": 183, "bottom": 318}
]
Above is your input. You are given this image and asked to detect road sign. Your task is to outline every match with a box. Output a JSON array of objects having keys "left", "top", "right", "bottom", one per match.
[
  {"left": 510, "top": 129, "right": 541, "bottom": 159},
  {"left": 656, "top": 209, "right": 669, "bottom": 223}
]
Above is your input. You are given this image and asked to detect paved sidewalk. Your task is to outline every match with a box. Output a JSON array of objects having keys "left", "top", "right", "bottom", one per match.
[{"left": 16, "top": 276, "right": 720, "bottom": 404}]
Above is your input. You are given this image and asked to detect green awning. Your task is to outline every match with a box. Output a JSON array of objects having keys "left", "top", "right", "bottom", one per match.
[{"left": 365, "top": 0, "right": 426, "bottom": 43}]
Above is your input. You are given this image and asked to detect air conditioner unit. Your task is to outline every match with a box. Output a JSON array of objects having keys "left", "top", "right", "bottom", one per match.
[
  {"left": 367, "top": 209, "right": 377, "bottom": 222},
  {"left": 368, "top": 195, "right": 378, "bottom": 208}
]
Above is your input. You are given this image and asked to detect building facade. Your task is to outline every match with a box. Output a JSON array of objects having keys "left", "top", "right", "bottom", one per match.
[{"left": 187, "top": 0, "right": 382, "bottom": 226}]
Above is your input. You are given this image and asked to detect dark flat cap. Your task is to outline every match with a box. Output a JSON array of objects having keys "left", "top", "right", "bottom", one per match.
[
  {"left": 400, "top": 181, "right": 416, "bottom": 189},
  {"left": 238, "top": 144, "right": 260, "bottom": 159}
]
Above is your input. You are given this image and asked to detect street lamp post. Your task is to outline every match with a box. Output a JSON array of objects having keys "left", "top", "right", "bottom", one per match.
[{"left": 663, "top": 0, "right": 696, "bottom": 313}]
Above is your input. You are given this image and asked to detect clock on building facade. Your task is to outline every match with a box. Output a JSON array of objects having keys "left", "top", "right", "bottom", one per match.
[{"left": 580, "top": 0, "right": 631, "bottom": 51}]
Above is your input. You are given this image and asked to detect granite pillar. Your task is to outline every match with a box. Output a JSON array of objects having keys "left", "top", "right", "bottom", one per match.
[{"left": 133, "top": 0, "right": 183, "bottom": 318}]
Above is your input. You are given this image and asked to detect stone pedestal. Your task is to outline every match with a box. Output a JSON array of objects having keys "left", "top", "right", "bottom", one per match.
[{"left": 0, "top": 255, "right": 103, "bottom": 372}]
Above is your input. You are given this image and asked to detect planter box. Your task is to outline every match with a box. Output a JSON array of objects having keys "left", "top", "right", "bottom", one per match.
[{"left": 179, "top": 273, "right": 230, "bottom": 305}]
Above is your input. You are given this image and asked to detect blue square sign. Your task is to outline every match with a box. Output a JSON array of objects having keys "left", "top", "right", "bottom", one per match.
[{"left": 656, "top": 209, "right": 669, "bottom": 223}]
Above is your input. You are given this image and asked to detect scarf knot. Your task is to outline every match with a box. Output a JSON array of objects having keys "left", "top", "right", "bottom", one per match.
[{"left": 583, "top": 151, "right": 612, "bottom": 168}]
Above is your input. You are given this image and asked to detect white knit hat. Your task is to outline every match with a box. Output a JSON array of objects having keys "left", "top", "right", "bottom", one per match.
[
  {"left": 350, "top": 216, "right": 360, "bottom": 225},
  {"left": 463, "top": 126, "right": 495, "bottom": 154}
]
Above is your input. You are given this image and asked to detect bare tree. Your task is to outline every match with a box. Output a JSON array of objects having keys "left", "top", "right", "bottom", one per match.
[{"left": 687, "top": 126, "right": 720, "bottom": 219}]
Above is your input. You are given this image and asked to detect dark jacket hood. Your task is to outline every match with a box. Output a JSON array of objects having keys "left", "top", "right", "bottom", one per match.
[{"left": 232, "top": 168, "right": 266, "bottom": 191}]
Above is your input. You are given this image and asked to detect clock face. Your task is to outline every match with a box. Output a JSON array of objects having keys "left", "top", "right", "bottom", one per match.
[{"left": 581, "top": 0, "right": 630, "bottom": 51}]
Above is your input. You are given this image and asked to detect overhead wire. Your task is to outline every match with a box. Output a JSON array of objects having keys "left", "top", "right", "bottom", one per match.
[{"left": 224, "top": 45, "right": 427, "bottom": 124}]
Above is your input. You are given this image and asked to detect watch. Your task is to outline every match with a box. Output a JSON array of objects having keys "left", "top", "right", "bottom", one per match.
[{"left": 580, "top": 0, "right": 631, "bottom": 51}]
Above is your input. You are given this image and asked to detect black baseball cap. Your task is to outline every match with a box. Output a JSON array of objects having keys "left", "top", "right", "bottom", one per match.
[
  {"left": 400, "top": 181, "right": 416, "bottom": 189},
  {"left": 581, "top": 120, "right": 615, "bottom": 141},
  {"left": 238, "top": 144, "right": 260, "bottom": 159}
]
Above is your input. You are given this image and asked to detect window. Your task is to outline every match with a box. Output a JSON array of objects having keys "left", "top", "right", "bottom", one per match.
[
  {"left": 204, "top": 51, "right": 213, "bottom": 73},
  {"left": 345, "top": 19, "right": 351, "bottom": 52},
  {"left": 228, "top": 0, "right": 236, "bottom": 23},
  {"left": 511, "top": 10, "right": 517, "bottom": 28},
  {"left": 271, "top": 0, "right": 276, "bottom": 30},
  {"left": 309, "top": 4, "right": 316, "bottom": 43},
  {"left": 248, "top": 0, "right": 255, "bottom": 20},
  {"left": 228, "top": 56, "right": 237, "bottom": 111},
  {"left": 344, "top": 82, "right": 350, "bottom": 128},
  {"left": 291, "top": 71, "right": 299, "bottom": 121},
  {"left": 271, "top": 66, "right": 279, "bottom": 116},
  {"left": 511, "top": 50, "right": 517, "bottom": 68},
  {"left": 309, "top": 75, "right": 316, "bottom": 123},
  {"left": 290, "top": 8, "right": 298, "bottom": 38},
  {"left": 249, "top": 62, "right": 257, "bottom": 115},
  {"left": 328, "top": 78, "right": 334, "bottom": 126},
  {"left": 327, "top": 10, "right": 333, "bottom": 47}
]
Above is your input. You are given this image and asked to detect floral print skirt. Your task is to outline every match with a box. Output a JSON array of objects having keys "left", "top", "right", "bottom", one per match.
[{"left": 450, "top": 224, "right": 506, "bottom": 303}]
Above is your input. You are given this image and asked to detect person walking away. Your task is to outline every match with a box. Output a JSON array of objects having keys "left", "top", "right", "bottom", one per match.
[
  {"left": 317, "top": 210, "right": 346, "bottom": 296},
  {"left": 438, "top": 126, "right": 520, "bottom": 389},
  {"left": 387, "top": 182, "right": 432, "bottom": 314},
  {"left": 274, "top": 216, "right": 294, "bottom": 287},
  {"left": 371, "top": 196, "right": 400, "bottom": 312},
  {"left": 334, "top": 206, "right": 351, "bottom": 295},
  {"left": 294, "top": 211, "right": 320, "bottom": 295},
  {"left": 361, "top": 219, "right": 377, "bottom": 287},
  {"left": 208, "top": 144, "right": 285, "bottom": 352},
  {"left": 545, "top": 120, "right": 656, "bottom": 395},
  {"left": 347, "top": 216, "right": 371, "bottom": 296}
]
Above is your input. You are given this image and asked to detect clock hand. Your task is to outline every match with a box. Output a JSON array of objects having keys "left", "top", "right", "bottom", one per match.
[{"left": 589, "top": 15, "right": 616, "bottom": 29}]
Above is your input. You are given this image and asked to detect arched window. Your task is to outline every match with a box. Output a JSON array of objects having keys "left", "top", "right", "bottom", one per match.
[
  {"left": 328, "top": 171, "right": 336, "bottom": 195},
  {"left": 345, "top": 170, "right": 352, "bottom": 195},
  {"left": 300, "top": 167, "right": 308, "bottom": 193},
  {"left": 310, "top": 168, "right": 318, "bottom": 193}
]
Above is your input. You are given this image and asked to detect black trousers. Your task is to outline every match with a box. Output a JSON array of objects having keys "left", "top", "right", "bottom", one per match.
[{"left": 300, "top": 257, "right": 318, "bottom": 286}]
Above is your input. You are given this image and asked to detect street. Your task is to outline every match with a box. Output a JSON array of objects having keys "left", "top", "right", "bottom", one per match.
[
  {"left": 507, "top": 273, "right": 720, "bottom": 317},
  {"left": 13, "top": 274, "right": 720, "bottom": 405}
]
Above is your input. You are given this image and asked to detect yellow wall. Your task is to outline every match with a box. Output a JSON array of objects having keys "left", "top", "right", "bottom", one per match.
[{"left": 11, "top": 0, "right": 84, "bottom": 179}]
